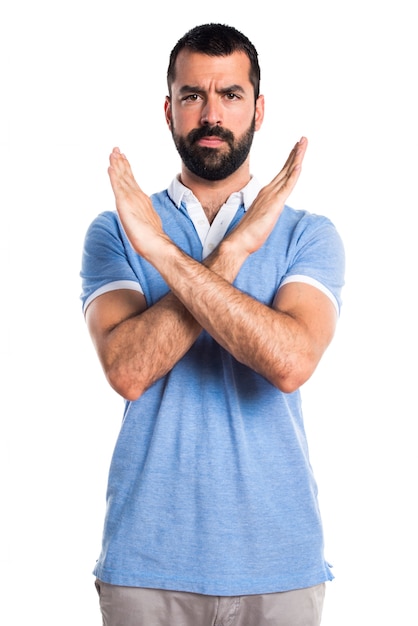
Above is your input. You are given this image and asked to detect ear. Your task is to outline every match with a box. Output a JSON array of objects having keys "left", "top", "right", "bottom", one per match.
[
  {"left": 164, "top": 96, "right": 172, "bottom": 130},
  {"left": 254, "top": 94, "right": 265, "bottom": 131}
]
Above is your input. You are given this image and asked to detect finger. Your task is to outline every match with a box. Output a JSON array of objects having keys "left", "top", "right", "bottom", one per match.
[
  {"left": 269, "top": 137, "right": 307, "bottom": 189},
  {"left": 108, "top": 149, "right": 147, "bottom": 200},
  {"left": 294, "top": 136, "right": 308, "bottom": 167},
  {"left": 269, "top": 143, "right": 299, "bottom": 185},
  {"left": 109, "top": 148, "right": 130, "bottom": 170},
  {"left": 286, "top": 137, "right": 308, "bottom": 180},
  {"left": 282, "top": 139, "right": 301, "bottom": 169},
  {"left": 282, "top": 137, "right": 307, "bottom": 174},
  {"left": 280, "top": 136, "right": 305, "bottom": 169},
  {"left": 108, "top": 158, "right": 133, "bottom": 194},
  {"left": 266, "top": 144, "right": 300, "bottom": 189},
  {"left": 109, "top": 149, "right": 136, "bottom": 184}
]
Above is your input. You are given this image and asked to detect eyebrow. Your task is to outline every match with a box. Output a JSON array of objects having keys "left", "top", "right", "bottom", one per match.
[{"left": 178, "top": 84, "right": 246, "bottom": 96}]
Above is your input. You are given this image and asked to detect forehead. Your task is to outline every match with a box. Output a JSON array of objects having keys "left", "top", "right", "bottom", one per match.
[{"left": 171, "top": 50, "right": 253, "bottom": 91}]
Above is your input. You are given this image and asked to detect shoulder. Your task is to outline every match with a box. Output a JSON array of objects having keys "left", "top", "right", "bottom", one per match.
[
  {"left": 85, "top": 210, "right": 120, "bottom": 238},
  {"left": 281, "top": 204, "right": 337, "bottom": 231},
  {"left": 280, "top": 205, "right": 344, "bottom": 255}
]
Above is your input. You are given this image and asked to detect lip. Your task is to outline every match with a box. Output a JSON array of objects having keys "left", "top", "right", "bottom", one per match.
[{"left": 197, "top": 137, "right": 225, "bottom": 148}]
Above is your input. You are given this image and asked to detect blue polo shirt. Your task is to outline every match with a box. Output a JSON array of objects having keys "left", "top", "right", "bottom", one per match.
[{"left": 80, "top": 177, "right": 345, "bottom": 595}]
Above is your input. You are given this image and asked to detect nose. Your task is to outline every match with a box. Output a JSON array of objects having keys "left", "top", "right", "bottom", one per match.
[{"left": 200, "top": 96, "right": 222, "bottom": 126}]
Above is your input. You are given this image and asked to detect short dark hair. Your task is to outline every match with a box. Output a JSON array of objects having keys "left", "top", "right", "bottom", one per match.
[{"left": 167, "top": 23, "right": 261, "bottom": 100}]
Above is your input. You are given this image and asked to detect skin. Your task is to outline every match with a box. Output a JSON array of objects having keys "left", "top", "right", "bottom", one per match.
[{"left": 85, "top": 50, "right": 337, "bottom": 401}]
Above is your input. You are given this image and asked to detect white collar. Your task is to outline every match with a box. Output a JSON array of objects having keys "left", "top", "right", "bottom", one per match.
[
  {"left": 166, "top": 176, "right": 262, "bottom": 258},
  {"left": 167, "top": 175, "right": 261, "bottom": 212}
]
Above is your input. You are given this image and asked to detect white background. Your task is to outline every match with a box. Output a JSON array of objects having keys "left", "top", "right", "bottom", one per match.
[{"left": 3, "top": 0, "right": 417, "bottom": 623}]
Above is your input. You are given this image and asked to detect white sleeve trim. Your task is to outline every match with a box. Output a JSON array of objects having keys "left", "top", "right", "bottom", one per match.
[
  {"left": 280, "top": 275, "right": 340, "bottom": 315},
  {"left": 83, "top": 280, "right": 144, "bottom": 314}
]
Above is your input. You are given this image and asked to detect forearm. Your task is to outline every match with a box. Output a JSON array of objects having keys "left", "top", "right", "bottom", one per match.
[
  {"left": 147, "top": 238, "right": 307, "bottom": 391},
  {"left": 103, "top": 292, "right": 199, "bottom": 399},
  {"left": 102, "top": 240, "right": 247, "bottom": 400}
]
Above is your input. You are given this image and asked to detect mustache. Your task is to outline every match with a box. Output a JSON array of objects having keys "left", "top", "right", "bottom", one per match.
[{"left": 187, "top": 126, "right": 234, "bottom": 145}]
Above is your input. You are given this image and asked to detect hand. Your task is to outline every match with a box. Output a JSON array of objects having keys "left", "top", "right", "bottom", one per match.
[
  {"left": 227, "top": 137, "right": 308, "bottom": 255},
  {"left": 108, "top": 148, "right": 167, "bottom": 258}
]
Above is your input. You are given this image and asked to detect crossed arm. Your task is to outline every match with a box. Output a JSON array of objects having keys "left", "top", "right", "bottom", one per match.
[{"left": 85, "top": 138, "right": 337, "bottom": 400}]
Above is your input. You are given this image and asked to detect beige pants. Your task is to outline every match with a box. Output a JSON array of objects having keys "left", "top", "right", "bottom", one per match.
[{"left": 95, "top": 580, "right": 326, "bottom": 626}]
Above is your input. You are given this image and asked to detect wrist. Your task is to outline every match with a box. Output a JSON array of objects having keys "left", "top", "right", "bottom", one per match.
[
  {"left": 205, "top": 238, "right": 248, "bottom": 282},
  {"left": 141, "top": 232, "right": 175, "bottom": 266}
]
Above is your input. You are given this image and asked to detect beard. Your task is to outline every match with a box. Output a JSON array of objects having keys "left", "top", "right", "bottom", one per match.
[{"left": 171, "top": 118, "right": 256, "bottom": 181}]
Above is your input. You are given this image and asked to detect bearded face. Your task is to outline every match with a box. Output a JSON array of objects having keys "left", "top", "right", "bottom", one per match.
[{"left": 171, "top": 117, "right": 256, "bottom": 181}]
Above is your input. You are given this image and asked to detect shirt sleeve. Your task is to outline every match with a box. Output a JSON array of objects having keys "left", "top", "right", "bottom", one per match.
[
  {"left": 279, "top": 213, "right": 345, "bottom": 315},
  {"left": 80, "top": 211, "right": 144, "bottom": 314}
]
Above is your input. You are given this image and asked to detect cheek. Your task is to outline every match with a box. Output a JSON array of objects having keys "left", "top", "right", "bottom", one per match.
[
  {"left": 172, "top": 104, "right": 202, "bottom": 128},
  {"left": 229, "top": 104, "right": 256, "bottom": 126}
]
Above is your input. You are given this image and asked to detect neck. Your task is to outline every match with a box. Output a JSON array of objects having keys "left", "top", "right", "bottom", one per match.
[{"left": 179, "top": 161, "right": 251, "bottom": 223}]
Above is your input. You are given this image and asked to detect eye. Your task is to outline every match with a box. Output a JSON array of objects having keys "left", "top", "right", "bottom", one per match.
[
  {"left": 225, "top": 92, "right": 240, "bottom": 100},
  {"left": 183, "top": 94, "right": 201, "bottom": 102}
]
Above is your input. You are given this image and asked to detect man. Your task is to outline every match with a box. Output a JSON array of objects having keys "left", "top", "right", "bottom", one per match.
[{"left": 81, "top": 23, "right": 345, "bottom": 626}]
